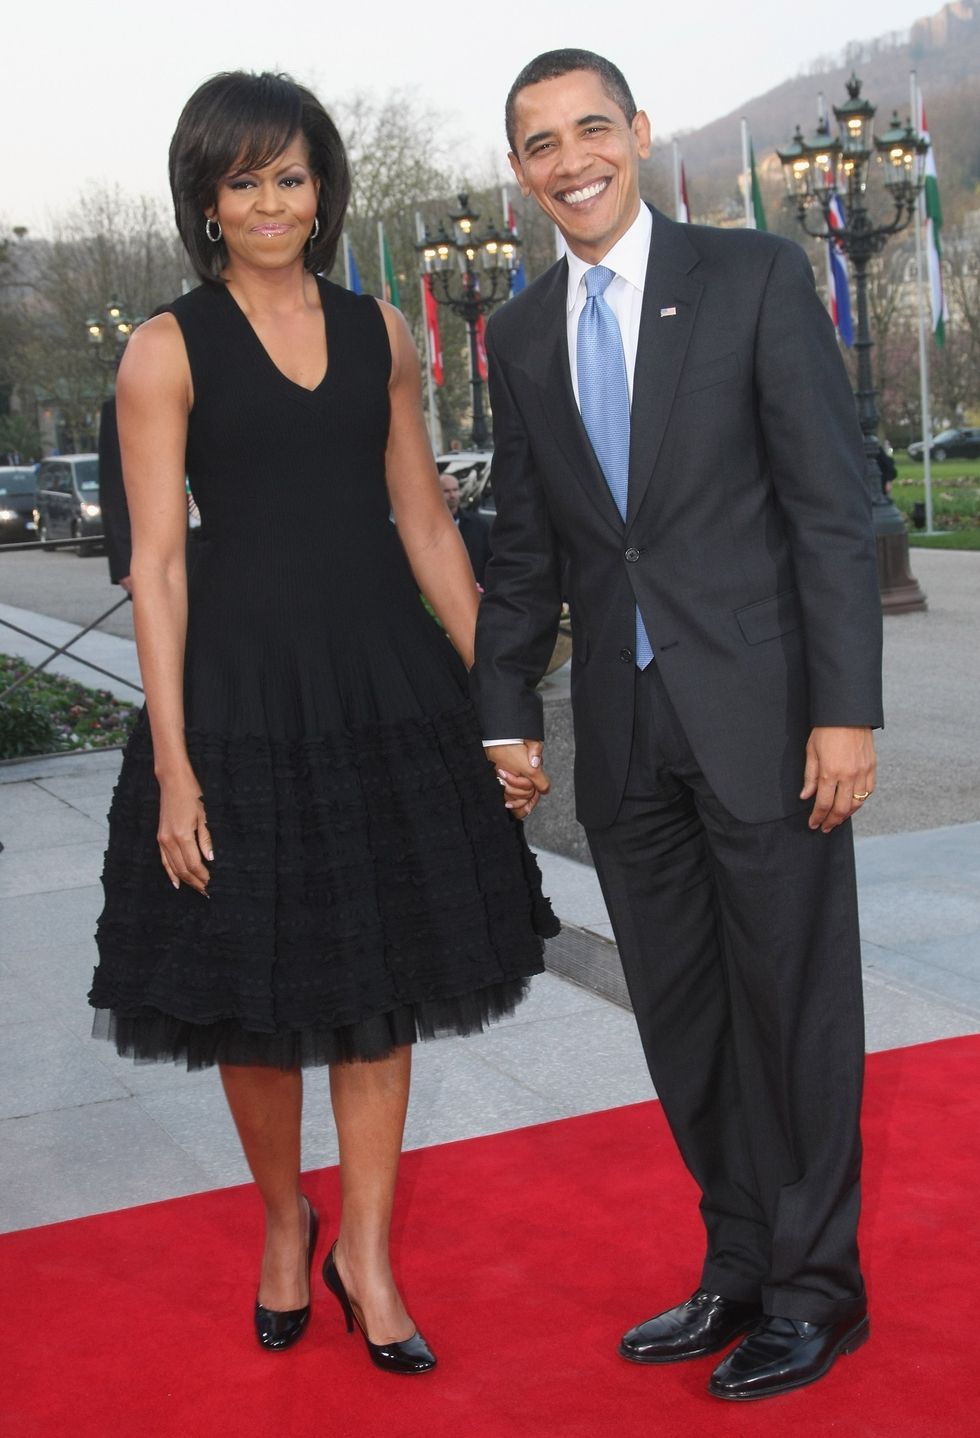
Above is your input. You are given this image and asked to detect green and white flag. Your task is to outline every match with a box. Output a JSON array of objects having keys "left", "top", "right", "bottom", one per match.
[
  {"left": 378, "top": 221, "right": 401, "bottom": 309},
  {"left": 740, "top": 120, "right": 767, "bottom": 232},
  {"left": 918, "top": 98, "right": 948, "bottom": 346}
]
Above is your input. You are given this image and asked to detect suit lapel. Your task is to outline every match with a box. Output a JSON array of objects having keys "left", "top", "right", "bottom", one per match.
[
  {"left": 627, "top": 208, "right": 703, "bottom": 528},
  {"left": 527, "top": 262, "right": 625, "bottom": 536}
]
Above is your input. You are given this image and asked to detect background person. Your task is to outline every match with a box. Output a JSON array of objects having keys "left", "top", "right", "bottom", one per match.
[
  {"left": 472, "top": 49, "right": 882, "bottom": 1403},
  {"left": 88, "top": 69, "right": 554, "bottom": 1373},
  {"left": 439, "top": 470, "right": 492, "bottom": 586}
]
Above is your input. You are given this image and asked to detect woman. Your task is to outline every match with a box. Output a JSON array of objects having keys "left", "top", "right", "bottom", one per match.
[{"left": 89, "top": 71, "right": 556, "bottom": 1373}]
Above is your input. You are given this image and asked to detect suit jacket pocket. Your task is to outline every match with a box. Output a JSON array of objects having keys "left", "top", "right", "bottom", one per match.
[
  {"left": 675, "top": 351, "right": 738, "bottom": 398},
  {"left": 735, "top": 588, "right": 802, "bottom": 645}
]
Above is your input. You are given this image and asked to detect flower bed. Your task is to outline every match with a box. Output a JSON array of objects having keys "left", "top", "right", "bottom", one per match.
[{"left": 0, "top": 654, "right": 140, "bottom": 760}]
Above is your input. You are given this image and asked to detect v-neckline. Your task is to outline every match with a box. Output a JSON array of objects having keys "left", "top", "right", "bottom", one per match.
[{"left": 220, "top": 276, "right": 330, "bottom": 395}]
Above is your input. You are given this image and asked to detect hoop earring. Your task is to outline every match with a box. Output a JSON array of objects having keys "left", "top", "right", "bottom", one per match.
[
  {"left": 205, "top": 217, "right": 222, "bottom": 243},
  {"left": 308, "top": 216, "right": 320, "bottom": 246}
]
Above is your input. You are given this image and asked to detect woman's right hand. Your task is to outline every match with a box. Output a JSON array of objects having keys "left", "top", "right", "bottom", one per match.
[{"left": 157, "top": 768, "right": 213, "bottom": 894}]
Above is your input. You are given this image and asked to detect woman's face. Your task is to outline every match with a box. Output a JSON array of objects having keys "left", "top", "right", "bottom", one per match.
[{"left": 207, "top": 133, "right": 319, "bottom": 272}]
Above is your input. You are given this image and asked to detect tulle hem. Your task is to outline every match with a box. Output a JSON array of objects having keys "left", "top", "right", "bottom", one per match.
[{"left": 91, "top": 974, "right": 535, "bottom": 1070}]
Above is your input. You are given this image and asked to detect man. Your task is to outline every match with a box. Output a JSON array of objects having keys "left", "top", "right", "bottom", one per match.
[
  {"left": 439, "top": 468, "right": 491, "bottom": 586},
  {"left": 97, "top": 397, "right": 133, "bottom": 595},
  {"left": 440, "top": 470, "right": 493, "bottom": 585},
  {"left": 471, "top": 50, "right": 882, "bottom": 1402}
]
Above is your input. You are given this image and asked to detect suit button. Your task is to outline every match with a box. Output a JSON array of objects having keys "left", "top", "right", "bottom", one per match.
[
  {"left": 620, "top": 648, "right": 633, "bottom": 663},
  {"left": 625, "top": 547, "right": 640, "bottom": 563}
]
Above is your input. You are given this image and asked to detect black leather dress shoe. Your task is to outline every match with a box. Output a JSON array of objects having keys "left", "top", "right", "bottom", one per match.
[
  {"left": 707, "top": 1310, "right": 870, "bottom": 1400},
  {"left": 254, "top": 1198, "right": 319, "bottom": 1352},
  {"left": 619, "top": 1290, "right": 763, "bottom": 1364}
]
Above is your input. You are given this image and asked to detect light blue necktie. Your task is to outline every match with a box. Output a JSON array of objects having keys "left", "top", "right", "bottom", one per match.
[{"left": 577, "top": 265, "right": 653, "bottom": 669}]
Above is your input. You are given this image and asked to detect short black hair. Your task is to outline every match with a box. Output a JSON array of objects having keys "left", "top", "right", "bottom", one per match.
[
  {"left": 505, "top": 50, "right": 637, "bottom": 152},
  {"left": 169, "top": 71, "right": 351, "bottom": 284}
]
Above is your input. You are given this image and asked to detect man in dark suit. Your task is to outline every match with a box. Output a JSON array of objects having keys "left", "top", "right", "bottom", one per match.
[
  {"left": 471, "top": 50, "right": 882, "bottom": 1402},
  {"left": 440, "top": 470, "right": 493, "bottom": 585},
  {"left": 98, "top": 397, "right": 133, "bottom": 594}
]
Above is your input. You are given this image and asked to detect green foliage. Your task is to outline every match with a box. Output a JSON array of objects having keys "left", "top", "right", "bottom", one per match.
[
  {"left": 908, "top": 529, "right": 980, "bottom": 550},
  {"left": 0, "top": 696, "right": 58, "bottom": 760},
  {"left": 0, "top": 655, "right": 139, "bottom": 760},
  {"left": 0, "top": 413, "right": 41, "bottom": 462},
  {"left": 890, "top": 464, "right": 980, "bottom": 532}
]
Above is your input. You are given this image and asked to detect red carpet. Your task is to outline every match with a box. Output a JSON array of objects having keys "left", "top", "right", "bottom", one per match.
[{"left": 3, "top": 1035, "right": 979, "bottom": 1438}]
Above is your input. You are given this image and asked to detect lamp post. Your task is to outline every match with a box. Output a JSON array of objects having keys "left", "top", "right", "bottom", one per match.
[
  {"left": 416, "top": 195, "right": 520, "bottom": 449},
  {"left": 778, "top": 75, "right": 928, "bottom": 614},
  {"left": 85, "top": 296, "right": 139, "bottom": 370}
]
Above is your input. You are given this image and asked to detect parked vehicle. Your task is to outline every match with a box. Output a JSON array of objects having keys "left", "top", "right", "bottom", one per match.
[
  {"left": 34, "top": 454, "right": 103, "bottom": 554},
  {"left": 907, "top": 427, "right": 980, "bottom": 462},
  {"left": 0, "top": 466, "right": 39, "bottom": 545},
  {"left": 435, "top": 450, "right": 493, "bottom": 510}
]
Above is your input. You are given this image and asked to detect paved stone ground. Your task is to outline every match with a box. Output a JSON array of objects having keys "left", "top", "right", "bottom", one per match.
[{"left": 1, "top": 546, "right": 978, "bottom": 1236}]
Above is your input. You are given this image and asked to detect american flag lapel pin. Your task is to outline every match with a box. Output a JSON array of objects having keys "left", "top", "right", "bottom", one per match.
[{"left": 660, "top": 306, "right": 677, "bottom": 317}]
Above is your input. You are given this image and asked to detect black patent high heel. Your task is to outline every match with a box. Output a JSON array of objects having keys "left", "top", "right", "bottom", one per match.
[
  {"left": 322, "top": 1242, "right": 437, "bottom": 1374},
  {"left": 254, "top": 1196, "right": 319, "bottom": 1351}
]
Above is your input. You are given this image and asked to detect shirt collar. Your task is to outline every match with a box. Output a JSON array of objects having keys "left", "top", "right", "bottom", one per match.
[{"left": 565, "top": 202, "right": 653, "bottom": 313}]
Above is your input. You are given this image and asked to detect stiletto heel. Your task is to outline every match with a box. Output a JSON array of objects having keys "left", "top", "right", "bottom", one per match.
[
  {"left": 254, "top": 1196, "right": 319, "bottom": 1351},
  {"left": 322, "top": 1242, "right": 437, "bottom": 1374}
]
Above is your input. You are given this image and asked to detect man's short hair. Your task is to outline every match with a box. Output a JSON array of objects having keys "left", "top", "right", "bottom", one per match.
[{"left": 505, "top": 50, "right": 637, "bottom": 152}]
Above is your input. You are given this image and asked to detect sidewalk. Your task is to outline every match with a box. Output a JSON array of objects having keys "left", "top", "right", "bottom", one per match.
[
  {"left": 2, "top": 746, "right": 978, "bottom": 1234},
  {"left": 2, "top": 548, "right": 978, "bottom": 1235}
]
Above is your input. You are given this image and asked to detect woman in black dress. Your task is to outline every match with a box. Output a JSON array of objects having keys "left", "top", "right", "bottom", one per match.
[{"left": 89, "top": 71, "right": 556, "bottom": 1372}]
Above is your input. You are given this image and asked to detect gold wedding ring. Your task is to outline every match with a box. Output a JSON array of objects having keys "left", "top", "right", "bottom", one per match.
[{"left": 852, "top": 791, "right": 871, "bottom": 801}]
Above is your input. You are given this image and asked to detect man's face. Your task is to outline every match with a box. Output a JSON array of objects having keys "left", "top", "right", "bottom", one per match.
[
  {"left": 440, "top": 473, "right": 460, "bottom": 516},
  {"left": 508, "top": 69, "right": 650, "bottom": 265}
]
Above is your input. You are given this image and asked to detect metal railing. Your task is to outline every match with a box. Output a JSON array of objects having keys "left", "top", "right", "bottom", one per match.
[{"left": 0, "top": 532, "right": 144, "bottom": 704}]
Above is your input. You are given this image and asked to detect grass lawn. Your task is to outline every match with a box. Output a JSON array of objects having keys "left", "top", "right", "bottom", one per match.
[
  {"left": 889, "top": 458, "right": 980, "bottom": 546},
  {"left": 0, "top": 654, "right": 139, "bottom": 760}
]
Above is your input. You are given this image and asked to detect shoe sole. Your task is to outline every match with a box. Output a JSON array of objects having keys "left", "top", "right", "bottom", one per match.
[
  {"left": 619, "top": 1326, "right": 757, "bottom": 1365},
  {"left": 707, "top": 1315, "right": 870, "bottom": 1401}
]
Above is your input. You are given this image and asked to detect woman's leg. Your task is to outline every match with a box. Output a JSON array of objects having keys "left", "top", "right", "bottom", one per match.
[
  {"left": 329, "top": 1045, "right": 415, "bottom": 1342},
  {"left": 219, "top": 1064, "right": 309, "bottom": 1309}
]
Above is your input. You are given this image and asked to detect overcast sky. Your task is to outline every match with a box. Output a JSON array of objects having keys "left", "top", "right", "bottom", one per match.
[{"left": 4, "top": 0, "right": 935, "bottom": 233}]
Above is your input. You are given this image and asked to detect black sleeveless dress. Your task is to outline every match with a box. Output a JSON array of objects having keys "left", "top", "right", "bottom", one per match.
[{"left": 89, "top": 277, "right": 556, "bottom": 1069}]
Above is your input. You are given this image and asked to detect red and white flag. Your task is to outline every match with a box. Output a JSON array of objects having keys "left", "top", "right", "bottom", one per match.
[{"left": 423, "top": 274, "right": 443, "bottom": 386}]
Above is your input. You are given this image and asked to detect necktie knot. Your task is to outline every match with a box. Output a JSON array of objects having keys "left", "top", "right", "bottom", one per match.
[{"left": 584, "top": 265, "right": 615, "bottom": 300}]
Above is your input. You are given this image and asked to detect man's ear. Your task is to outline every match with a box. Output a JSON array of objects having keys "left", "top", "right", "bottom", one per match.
[
  {"left": 632, "top": 110, "right": 652, "bottom": 162},
  {"left": 508, "top": 150, "right": 530, "bottom": 199}
]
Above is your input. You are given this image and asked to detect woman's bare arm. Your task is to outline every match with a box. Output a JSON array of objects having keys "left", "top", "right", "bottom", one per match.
[
  {"left": 379, "top": 303, "right": 480, "bottom": 668},
  {"left": 116, "top": 315, "right": 212, "bottom": 893}
]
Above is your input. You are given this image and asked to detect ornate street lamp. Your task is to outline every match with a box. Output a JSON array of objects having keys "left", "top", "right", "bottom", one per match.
[
  {"left": 778, "top": 75, "right": 929, "bottom": 614},
  {"left": 416, "top": 195, "right": 520, "bottom": 448},
  {"left": 85, "top": 296, "right": 140, "bottom": 369}
]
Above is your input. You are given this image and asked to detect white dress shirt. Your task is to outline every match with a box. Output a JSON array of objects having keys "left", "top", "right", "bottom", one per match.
[{"left": 484, "top": 203, "right": 653, "bottom": 749}]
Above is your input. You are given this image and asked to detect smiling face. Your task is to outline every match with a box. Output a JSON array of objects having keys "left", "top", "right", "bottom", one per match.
[
  {"left": 508, "top": 69, "right": 651, "bottom": 265},
  {"left": 207, "top": 133, "right": 319, "bottom": 274}
]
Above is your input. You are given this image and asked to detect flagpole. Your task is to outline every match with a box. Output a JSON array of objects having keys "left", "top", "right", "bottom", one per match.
[
  {"left": 673, "top": 140, "right": 682, "bottom": 222},
  {"left": 377, "top": 220, "right": 386, "bottom": 301},
  {"left": 911, "top": 71, "right": 935, "bottom": 535},
  {"left": 342, "top": 233, "right": 352, "bottom": 291},
  {"left": 415, "top": 212, "right": 441, "bottom": 455},
  {"left": 741, "top": 119, "right": 753, "bottom": 228}
]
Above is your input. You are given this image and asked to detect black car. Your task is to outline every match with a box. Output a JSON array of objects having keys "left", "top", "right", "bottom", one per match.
[
  {"left": 34, "top": 453, "right": 104, "bottom": 553},
  {"left": 907, "top": 427, "right": 980, "bottom": 462},
  {"left": 0, "top": 466, "right": 39, "bottom": 545}
]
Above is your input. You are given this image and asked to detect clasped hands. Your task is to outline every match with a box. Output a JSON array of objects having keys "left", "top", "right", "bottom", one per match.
[
  {"left": 485, "top": 741, "right": 550, "bottom": 820},
  {"left": 487, "top": 725, "right": 876, "bottom": 831}
]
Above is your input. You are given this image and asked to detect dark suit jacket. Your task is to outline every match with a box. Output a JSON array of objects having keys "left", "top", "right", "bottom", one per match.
[
  {"left": 471, "top": 206, "right": 883, "bottom": 829},
  {"left": 97, "top": 398, "right": 132, "bottom": 585},
  {"left": 457, "top": 508, "right": 493, "bottom": 586}
]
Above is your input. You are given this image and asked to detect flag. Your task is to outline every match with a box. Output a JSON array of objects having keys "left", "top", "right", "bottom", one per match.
[
  {"left": 825, "top": 195, "right": 853, "bottom": 346},
  {"left": 474, "top": 314, "right": 489, "bottom": 381},
  {"left": 379, "top": 221, "right": 401, "bottom": 308},
  {"left": 749, "top": 139, "right": 768, "bottom": 232},
  {"left": 505, "top": 197, "right": 527, "bottom": 294},
  {"left": 918, "top": 99, "right": 949, "bottom": 346},
  {"left": 344, "top": 235, "right": 363, "bottom": 295},
  {"left": 423, "top": 275, "right": 443, "bottom": 387},
  {"left": 677, "top": 160, "right": 690, "bottom": 224}
]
